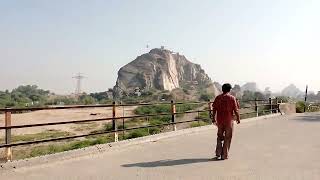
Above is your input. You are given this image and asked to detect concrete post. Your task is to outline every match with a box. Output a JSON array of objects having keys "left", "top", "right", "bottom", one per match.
[
  {"left": 304, "top": 85, "right": 308, "bottom": 113},
  {"left": 255, "top": 98, "right": 259, "bottom": 117},
  {"left": 112, "top": 102, "right": 118, "bottom": 142},
  {"left": 275, "top": 98, "right": 279, "bottom": 113},
  {"left": 208, "top": 102, "right": 213, "bottom": 121},
  {"left": 5, "top": 110, "right": 12, "bottom": 162},
  {"left": 171, "top": 100, "right": 177, "bottom": 131},
  {"left": 269, "top": 98, "right": 273, "bottom": 114}
]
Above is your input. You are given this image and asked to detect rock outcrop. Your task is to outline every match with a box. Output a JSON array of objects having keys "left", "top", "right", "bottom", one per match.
[
  {"left": 241, "top": 82, "right": 259, "bottom": 92},
  {"left": 281, "top": 84, "right": 303, "bottom": 98},
  {"left": 113, "top": 48, "right": 218, "bottom": 100}
]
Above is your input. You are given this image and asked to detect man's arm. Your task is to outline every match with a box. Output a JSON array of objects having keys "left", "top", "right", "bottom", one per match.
[
  {"left": 234, "top": 98, "right": 240, "bottom": 124},
  {"left": 211, "top": 101, "right": 217, "bottom": 124},
  {"left": 212, "top": 108, "right": 217, "bottom": 124},
  {"left": 234, "top": 109, "right": 240, "bottom": 124}
]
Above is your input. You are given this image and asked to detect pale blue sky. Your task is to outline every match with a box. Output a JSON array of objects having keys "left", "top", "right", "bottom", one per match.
[{"left": 1, "top": 0, "right": 319, "bottom": 94}]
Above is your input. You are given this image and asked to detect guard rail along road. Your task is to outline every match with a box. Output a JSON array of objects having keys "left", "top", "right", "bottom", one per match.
[{"left": 0, "top": 98, "right": 281, "bottom": 162}]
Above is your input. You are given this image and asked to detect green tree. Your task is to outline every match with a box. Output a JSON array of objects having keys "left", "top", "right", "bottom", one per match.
[
  {"left": 0, "top": 85, "right": 50, "bottom": 108},
  {"left": 79, "top": 95, "right": 96, "bottom": 105},
  {"left": 89, "top": 92, "right": 109, "bottom": 102},
  {"left": 254, "top": 92, "right": 265, "bottom": 100},
  {"left": 200, "top": 93, "right": 213, "bottom": 101},
  {"left": 242, "top": 91, "right": 266, "bottom": 101}
]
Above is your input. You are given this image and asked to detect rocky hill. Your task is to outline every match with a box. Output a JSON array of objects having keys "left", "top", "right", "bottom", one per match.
[
  {"left": 281, "top": 84, "right": 303, "bottom": 98},
  {"left": 241, "top": 82, "right": 259, "bottom": 92},
  {"left": 113, "top": 48, "right": 219, "bottom": 100}
]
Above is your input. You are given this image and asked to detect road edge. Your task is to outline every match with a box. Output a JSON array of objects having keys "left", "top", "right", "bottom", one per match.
[{"left": 0, "top": 113, "right": 282, "bottom": 171}]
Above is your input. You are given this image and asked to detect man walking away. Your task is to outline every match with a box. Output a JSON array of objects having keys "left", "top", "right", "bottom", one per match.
[{"left": 212, "top": 83, "right": 240, "bottom": 160}]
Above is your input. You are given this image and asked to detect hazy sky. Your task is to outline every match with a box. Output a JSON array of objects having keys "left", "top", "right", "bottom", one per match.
[{"left": 1, "top": 0, "right": 319, "bottom": 94}]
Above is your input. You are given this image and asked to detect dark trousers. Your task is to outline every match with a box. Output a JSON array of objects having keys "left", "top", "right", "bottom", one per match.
[{"left": 215, "top": 122, "right": 234, "bottom": 159}]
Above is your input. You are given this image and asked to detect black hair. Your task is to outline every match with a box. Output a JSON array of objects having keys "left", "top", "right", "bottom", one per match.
[{"left": 222, "top": 83, "right": 232, "bottom": 93}]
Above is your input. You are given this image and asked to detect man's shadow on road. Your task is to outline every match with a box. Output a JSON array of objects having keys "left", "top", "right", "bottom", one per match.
[{"left": 122, "top": 158, "right": 221, "bottom": 168}]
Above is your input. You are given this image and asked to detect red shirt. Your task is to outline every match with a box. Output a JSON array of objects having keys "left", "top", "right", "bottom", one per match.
[{"left": 213, "top": 93, "right": 239, "bottom": 125}]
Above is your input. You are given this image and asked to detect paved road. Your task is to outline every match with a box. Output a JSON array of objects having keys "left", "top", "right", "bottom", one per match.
[{"left": 1, "top": 113, "right": 320, "bottom": 180}]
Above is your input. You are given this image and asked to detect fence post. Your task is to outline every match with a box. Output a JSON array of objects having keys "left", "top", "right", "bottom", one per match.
[
  {"left": 120, "top": 101, "right": 125, "bottom": 140},
  {"left": 304, "top": 85, "right": 308, "bottom": 113},
  {"left": 5, "top": 110, "right": 12, "bottom": 162},
  {"left": 275, "top": 97, "right": 279, "bottom": 113},
  {"left": 112, "top": 101, "right": 118, "bottom": 142},
  {"left": 255, "top": 98, "right": 259, "bottom": 117},
  {"left": 269, "top": 98, "right": 272, "bottom": 114},
  {"left": 171, "top": 100, "right": 177, "bottom": 131},
  {"left": 208, "top": 102, "right": 213, "bottom": 120}
]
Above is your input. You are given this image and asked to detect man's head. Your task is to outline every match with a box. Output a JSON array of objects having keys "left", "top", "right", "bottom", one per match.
[{"left": 222, "top": 83, "right": 232, "bottom": 93}]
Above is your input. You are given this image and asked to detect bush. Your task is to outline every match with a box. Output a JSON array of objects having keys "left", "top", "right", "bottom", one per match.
[
  {"left": 69, "top": 136, "right": 109, "bottom": 150},
  {"left": 79, "top": 95, "right": 96, "bottom": 105},
  {"left": 134, "top": 105, "right": 172, "bottom": 123},
  {"left": 190, "top": 121, "right": 209, "bottom": 128},
  {"left": 117, "top": 124, "right": 128, "bottom": 130},
  {"left": 25, "top": 136, "right": 112, "bottom": 159},
  {"left": 296, "top": 101, "right": 306, "bottom": 113},
  {"left": 149, "top": 119, "right": 167, "bottom": 125},
  {"left": 134, "top": 105, "right": 170, "bottom": 115},
  {"left": 198, "top": 111, "right": 210, "bottom": 121},
  {"left": 176, "top": 104, "right": 199, "bottom": 112},
  {"left": 200, "top": 94, "right": 213, "bottom": 102},
  {"left": 103, "top": 124, "right": 113, "bottom": 131},
  {"left": 149, "top": 127, "right": 161, "bottom": 135},
  {"left": 276, "top": 96, "right": 290, "bottom": 103},
  {"left": 122, "top": 96, "right": 140, "bottom": 104},
  {"left": 134, "top": 103, "right": 199, "bottom": 123},
  {"left": 126, "top": 129, "right": 149, "bottom": 139}
]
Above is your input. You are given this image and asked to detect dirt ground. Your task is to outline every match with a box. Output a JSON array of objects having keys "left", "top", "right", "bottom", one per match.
[{"left": 0, "top": 106, "right": 137, "bottom": 136}]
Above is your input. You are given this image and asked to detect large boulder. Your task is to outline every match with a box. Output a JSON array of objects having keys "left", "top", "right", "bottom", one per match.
[{"left": 113, "top": 48, "right": 219, "bottom": 100}]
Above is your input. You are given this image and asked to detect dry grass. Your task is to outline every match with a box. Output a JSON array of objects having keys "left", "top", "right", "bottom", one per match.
[
  {"left": 0, "top": 130, "right": 72, "bottom": 143},
  {"left": 71, "top": 122, "right": 100, "bottom": 132}
]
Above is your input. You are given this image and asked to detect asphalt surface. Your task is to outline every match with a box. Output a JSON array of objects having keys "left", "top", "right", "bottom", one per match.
[{"left": 1, "top": 113, "right": 320, "bottom": 180}]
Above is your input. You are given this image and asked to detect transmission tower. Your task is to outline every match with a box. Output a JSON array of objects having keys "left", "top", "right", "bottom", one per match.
[{"left": 73, "top": 73, "right": 85, "bottom": 96}]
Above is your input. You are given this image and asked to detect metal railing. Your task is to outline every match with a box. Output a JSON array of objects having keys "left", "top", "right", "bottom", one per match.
[
  {"left": 0, "top": 98, "right": 280, "bottom": 161},
  {"left": 308, "top": 103, "right": 320, "bottom": 112}
]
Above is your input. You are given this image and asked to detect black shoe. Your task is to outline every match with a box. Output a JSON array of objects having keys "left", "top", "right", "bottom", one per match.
[
  {"left": 211, "top": 157, "right": 219, "bottom": 161},
  {"left": 212, "top": 155, "right": 221, "bottom": 161}
]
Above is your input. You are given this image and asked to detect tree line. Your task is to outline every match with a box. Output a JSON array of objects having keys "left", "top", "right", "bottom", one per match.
[
  {"left": 0, "top": 85, "right": 113, "bottom": 108},
  {"left": 1, "top": 84, "right": 303, "bottom": 108}
]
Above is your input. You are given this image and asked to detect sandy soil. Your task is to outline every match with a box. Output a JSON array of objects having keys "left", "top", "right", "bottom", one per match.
[{"left": 0, "top": 106, "right": 137, "bottom": 136}]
